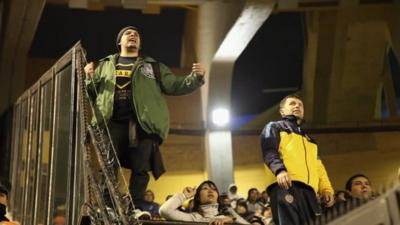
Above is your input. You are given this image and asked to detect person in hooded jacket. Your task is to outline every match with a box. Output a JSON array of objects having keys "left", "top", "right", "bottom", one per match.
[{"left": 227, "top": 184, "right": 243, "bottom": 208}]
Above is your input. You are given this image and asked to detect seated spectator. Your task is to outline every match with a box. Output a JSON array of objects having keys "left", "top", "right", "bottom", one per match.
[
  {"left": 52, "top": 205, "right": 66, "bottom": 225},
  {"left": 246, "top": 188, "right": 263, "bottom": 214},
  {"left": 141, "top": 190, "right": 161, "bottom": 218},
  {"left": 219, "top": 194, "right": 231, "bottom": 209},
  {"left": 334, "top": 190, "right": 348, "bottom": 204},
  {"left": 345, "top": 174, "right": 373, "bottom": 201},
  {"left": 258, "top": 191, "right": 269, "bottom": 205},
  {"left": 260, "top": 202, "right": 274, "bottom": 225},
  {"left": 52, "top": 213, "right": 66, "bottom": 225},
  {"left": 236, "top": 199, "right": 254, "bottom": 222},
  {"left": 246, "top": 202, "right": 274, "bottom": 225},
  {"left": 227, "top": 184, "right": 243, "bottom": 208},
  {"left": 159, "top": 180, "right": 249, "bottom": 224},
  {"left": 0, "top": 177, "right": 18, "bottom": 225}
]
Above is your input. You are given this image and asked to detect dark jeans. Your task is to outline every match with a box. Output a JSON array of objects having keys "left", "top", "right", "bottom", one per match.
[
  {"left": 105, "top": 119, "right": 158, "bottom": 208},
  {"left": 268, "top": 182, "right": 321, "bottom": 225}
]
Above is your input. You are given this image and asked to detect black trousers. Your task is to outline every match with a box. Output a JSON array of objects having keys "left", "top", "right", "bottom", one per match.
[
  {"left": 268, "top": 182, "right": 321, "bottom": 225},
  {"left": 106, "top": 119, "right": 158, "bottom": 207}
]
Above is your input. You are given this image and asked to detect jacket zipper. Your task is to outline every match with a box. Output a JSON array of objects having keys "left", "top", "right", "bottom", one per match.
[
  {"left": 130, "top": 60, "right": 140, "bottom": 115},
  {"left": 130, "top": 59, "right": 149, "bottom": 133},
  {"left": 300, "top": 127, "right": 310, "bottom": 184}
]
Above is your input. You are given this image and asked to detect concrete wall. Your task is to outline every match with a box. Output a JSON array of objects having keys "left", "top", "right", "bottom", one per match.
[
  {"left": 304, "top": 5, "right": 400, "bottom": 124},
  {"left": 145, "top": 134, "right": 206, "bottom": 203},
  {"left": 314, "top": 131, "right": 400, "bottom": 190}
]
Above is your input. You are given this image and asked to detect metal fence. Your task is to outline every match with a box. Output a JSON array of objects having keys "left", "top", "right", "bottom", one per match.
[{"left": 10, "top": 42, "right": 85, "bottom": 225}]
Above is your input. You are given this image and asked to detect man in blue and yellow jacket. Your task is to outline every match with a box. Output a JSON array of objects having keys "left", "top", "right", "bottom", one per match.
[{"left": 261, "top": 94, "right": 334, "bottom": 225}]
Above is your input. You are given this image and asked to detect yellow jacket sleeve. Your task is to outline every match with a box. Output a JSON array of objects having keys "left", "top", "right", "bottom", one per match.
[{"left": 317, "top": 159, "right": 334, "bottom": 194}]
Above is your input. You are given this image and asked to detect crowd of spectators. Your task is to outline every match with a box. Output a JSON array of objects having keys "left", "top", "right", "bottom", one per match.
[
  {"left": 131, "top": 173, "right": 377, "bottom": 225},
  {"left": 0, "top": 172, "right": 385, "bottom": 225}
]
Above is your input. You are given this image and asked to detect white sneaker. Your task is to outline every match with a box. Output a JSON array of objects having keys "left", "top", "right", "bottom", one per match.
[{"left": 133, "top": 209, "right": 152, "bottom": 220}]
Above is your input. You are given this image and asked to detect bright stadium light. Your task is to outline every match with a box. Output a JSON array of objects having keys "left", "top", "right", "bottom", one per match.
[{"left": 212, "top": 108, "right": 230, "bottom": 127}]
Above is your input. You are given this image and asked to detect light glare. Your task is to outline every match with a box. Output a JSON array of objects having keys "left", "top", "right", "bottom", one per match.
[{"left": 212, "top": 108, "right": 230, "bottom": 127}]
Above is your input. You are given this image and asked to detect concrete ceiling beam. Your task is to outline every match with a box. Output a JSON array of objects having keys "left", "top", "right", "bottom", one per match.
[
  {"left": 204, "top": 0, "right": 276, "bottom": 191},
  {"left": 207, "top": 0, "right": 277, "bottom": 123},
  {"left": 121, "top": 0, "right": 147, "bottom": 9},
  {"left": 48, "top": 0, "right": 206, "bottom": 7},
  {"left": 275, "top": 0, "right": 394, "bottom": 12},
  {"left": 68, "top": 0, "right": 88, "bottom": 8}
]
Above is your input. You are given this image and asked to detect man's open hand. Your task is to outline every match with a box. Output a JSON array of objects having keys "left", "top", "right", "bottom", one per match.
[{"left": 276, "top": 170, "right": 292, "bottom": 190}]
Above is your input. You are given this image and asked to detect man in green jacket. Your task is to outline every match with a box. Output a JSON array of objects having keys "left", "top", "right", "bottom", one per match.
[{"left": 84, "top": 26, "right": 205, "bottom": 208}]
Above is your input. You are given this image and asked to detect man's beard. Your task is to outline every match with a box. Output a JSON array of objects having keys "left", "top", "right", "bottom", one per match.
[{"left": 126, "top": 44, "right": 139, "bottom": 52}]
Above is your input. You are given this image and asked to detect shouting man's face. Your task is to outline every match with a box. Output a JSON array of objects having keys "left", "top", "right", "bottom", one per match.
[{"left": 120, "top": 29, "right": 141, "bottom": 52}]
